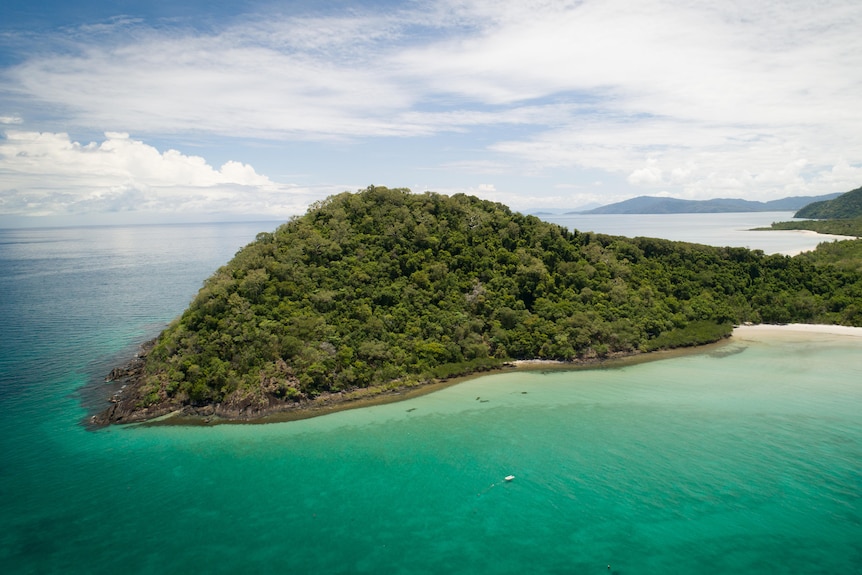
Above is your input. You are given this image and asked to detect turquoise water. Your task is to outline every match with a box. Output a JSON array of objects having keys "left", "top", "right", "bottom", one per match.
[{"left": 1, "top": 222, "right": 861, "bottom": 574}]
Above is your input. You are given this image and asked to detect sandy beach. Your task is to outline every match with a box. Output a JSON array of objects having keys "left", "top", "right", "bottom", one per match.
[
  {"left": 732, "top": 323, "right": 862, "bottom": 340},
  {"left": 776, "top": 230, "right": 857, "bottom": 257}
]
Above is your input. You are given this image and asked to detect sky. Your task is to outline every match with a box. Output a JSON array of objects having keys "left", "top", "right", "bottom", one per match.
[{"left": 1, "top": 0, "right": 861, "bottom": 226}]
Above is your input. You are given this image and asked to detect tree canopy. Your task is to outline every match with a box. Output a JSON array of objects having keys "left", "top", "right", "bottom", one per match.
[
  {"left": 118, "top": 186, "right": 862, "bottom": 418},
  {"left": 759, "top": 216, "right": 862, "bottom": 239},
  {"left": 795, "top": 185, "right": 862, "bottom": 219}
]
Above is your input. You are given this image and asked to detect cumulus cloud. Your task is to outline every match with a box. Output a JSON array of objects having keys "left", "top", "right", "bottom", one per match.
[
  {"left": 1, "top": 0, "right": 861, "bottom": 209},
  {"left": 0, "top": 131, "right": 329, "bottom": 218},
  {"left": 431, "top": 0, "right": 862, "bottom": 197},
  {"left": 628, "top": 162, "right": 664, "bottom": 187}
]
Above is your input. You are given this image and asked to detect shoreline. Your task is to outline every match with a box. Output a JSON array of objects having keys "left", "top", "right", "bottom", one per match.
[
  {"left": 91, "top": 323, "right": 861, "bottom": 428},
  {"left": 731, "top": 323, "right": 862, "bottom": 339},
  {"left": 90, "top": 339, "right": 723, "bottom": 428},
  {"left": 770, "top": 230, "right": 857, "bottom": 257},
  {"left": 141, "top": 345, "right": 715, "bottom": 427}
]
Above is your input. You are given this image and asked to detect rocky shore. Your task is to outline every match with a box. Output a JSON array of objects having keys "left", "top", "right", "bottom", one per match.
[
  {"left": 90, "top": 343, "right": 511, "bottom": 427},
  {"left": 90, "top": 338, "right": 732, "bottom": 427},
  {"left": 98, "top": 324, "right": 862, "bottom": 428}
]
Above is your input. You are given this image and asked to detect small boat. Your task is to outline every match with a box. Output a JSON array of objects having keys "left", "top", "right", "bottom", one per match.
[{"left": 504, "top": 475, "right": 515, "bottom": 481}]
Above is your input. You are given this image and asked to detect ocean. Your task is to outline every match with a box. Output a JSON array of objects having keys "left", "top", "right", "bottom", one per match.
[{"left": 1, "top": 215, "right": 860, "bottom": 574}]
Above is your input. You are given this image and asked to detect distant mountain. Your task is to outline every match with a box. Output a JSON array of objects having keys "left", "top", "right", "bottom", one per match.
[
  {"left": 577, "top": 193, "right": 842, "bottom": 215},
  {"left": 529, "top": 203, "right": 603, "bottom": 215},
  {"left": 529, "top": 208, "right": 580, "bottom": 216},
  {"left": 795, "top": 186, "right": 862, "bottom": 219}
]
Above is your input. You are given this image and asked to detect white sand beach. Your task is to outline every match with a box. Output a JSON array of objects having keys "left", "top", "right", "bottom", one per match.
[
  {"left": 509, "top": 359, "right": 571, "bottom": 367},
  {"left": 777, "top": 230, "right": 858, "bottom": 256},
  {"left": 733, "top": 323, "right": 862, "bottom": 340},
  {"left": 510, "top": 323, "right": 862, "bottom": 369}
]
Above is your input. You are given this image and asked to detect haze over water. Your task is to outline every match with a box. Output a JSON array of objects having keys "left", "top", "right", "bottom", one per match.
[{"left": 0, "top": 215, "right": 860, "bottom": 574}]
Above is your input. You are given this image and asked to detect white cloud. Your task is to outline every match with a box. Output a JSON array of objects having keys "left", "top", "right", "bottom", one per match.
[
  {"left": 0, "top": 131, "right": 332, "bottom": 218},
  {"left": 814, "top": 160, "right": 862, "bottom": 190},
  {"left": 627, "top": 161, "right": 664, "bottom": 186},
  {"left": 1, "top": 0, "right": 861, "bottom": 210},
  {"left": 411, "top": 0, "right": 862, "bottom": 198},
  {"left": 16, "top": 0, "right": 858, "bottom": 139}
]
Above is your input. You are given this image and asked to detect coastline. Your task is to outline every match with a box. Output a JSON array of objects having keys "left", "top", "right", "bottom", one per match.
[
  {"left": 771, "top": 229, "right": 857, "bottom": 256},
  {"left": 732, "top": 323, "right": 862, "bottom": 340},
  {"left": 90, "top": 338, "right": 723, "bottom": 428},
  {"left": 91, "top": 323, "right": 860, "bottom": 428}
]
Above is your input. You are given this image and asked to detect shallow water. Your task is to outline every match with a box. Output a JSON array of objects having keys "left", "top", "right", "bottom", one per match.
[{"left": 1, "top": 221, "right": 860, "bottom": 574}]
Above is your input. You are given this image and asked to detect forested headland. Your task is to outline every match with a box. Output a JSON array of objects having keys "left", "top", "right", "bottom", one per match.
[
  {"left": 793, "top": 185, "right": 862, "bottom": 219},
  {"left": 757, "top": 185, "right": 862, "bottom": 258},
  {"left": 95, "top": 186, "right": 862, "bottom": 425},
  {"left": 761, "top": 217, "right": 862, "bottom": 239}
]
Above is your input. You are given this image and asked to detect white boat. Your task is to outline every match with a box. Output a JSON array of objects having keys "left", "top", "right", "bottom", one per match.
[{"left": 504, "top": 475, "right": 515, "bottom": 481}]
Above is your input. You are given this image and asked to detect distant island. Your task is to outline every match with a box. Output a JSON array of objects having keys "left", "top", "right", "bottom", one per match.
[
  {"left": 575, "top": 193, "right": 842, "bottom": 214},
  {"left": 95, "top": 186, "right": 862, "bottom": 426}
]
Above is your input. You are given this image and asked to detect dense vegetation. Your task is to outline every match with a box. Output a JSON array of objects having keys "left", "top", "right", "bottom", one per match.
[
  {"left": 760, "top": 216, "right": 862, "bottom": 238},
  {"left": 794, "top": 186, "right": 862, "bottom": 219},
  {"left": 132, "top": 187, "right": 862, "bottom": 413},
  {"left": 794, "top": 236, "right": 862, "bottom": 274},
  {"left": 757, "top": 185, "right": 862, "bottom": 251}
]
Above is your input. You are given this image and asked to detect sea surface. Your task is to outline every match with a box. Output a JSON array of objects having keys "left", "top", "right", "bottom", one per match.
[
  {"left": 541, "top": 211, "right": 852, "bottom": 255},
  {"left": 0, "top": 216, "right": 860, "bottom": 574}
]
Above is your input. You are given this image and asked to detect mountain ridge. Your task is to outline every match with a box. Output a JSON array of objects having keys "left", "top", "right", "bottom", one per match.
[{"left": 576, "top": 193, "right": 842, "bottom": 214}]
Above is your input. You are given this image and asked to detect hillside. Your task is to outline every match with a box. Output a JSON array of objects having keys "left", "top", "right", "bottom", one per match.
[
  {"left": 759, "top": 216, "right": 862, "bottom": 238},
  {"left": 96, "top": 186, "right": 862, "bottom": 425},
  {"left": 579, "top": 193, "right": 841, "bottom": 214},
  {"left": 795, "top": 186, "right": 862, "bottom": 218}
]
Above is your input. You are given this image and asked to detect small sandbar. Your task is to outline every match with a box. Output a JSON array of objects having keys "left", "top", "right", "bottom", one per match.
[{"left": 509, "top": 359, "right": 570, "bottom": 367}]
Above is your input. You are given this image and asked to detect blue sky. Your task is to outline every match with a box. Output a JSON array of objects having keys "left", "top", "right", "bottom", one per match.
[{"left": 1, "top": 0, "right": 861, "bottom": 225}]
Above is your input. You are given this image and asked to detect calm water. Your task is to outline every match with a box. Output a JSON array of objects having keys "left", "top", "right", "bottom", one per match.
[
  {"left": 0, "top": 219, "right": 860, "bottom": 574},
  {"left": 543, "top": 211, "right": 851, "bottom": 255}
]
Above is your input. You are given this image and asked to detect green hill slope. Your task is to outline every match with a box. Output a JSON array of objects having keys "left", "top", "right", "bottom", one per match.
[
  {"left": 795, "top": 186, "right": 862, "bottom": 218},
  {"left": 97, "top": 186, "right": 862, "bottom": 424}
]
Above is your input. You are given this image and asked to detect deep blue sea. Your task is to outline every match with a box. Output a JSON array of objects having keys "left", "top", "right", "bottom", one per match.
[{"left": 1, "top": 216, "right": 860, "bottom": 574}]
